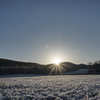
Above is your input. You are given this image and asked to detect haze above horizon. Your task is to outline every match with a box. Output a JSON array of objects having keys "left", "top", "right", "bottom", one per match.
[{"left": 0, "top": 0, "right": 100, "bottom": 64}]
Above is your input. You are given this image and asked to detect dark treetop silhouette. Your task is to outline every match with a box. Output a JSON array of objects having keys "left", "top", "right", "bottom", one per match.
[{"left": 0, "top": 58, "right": 99, "bottom": 75}]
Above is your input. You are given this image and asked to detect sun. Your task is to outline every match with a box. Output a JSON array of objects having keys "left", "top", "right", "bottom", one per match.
[
  {"left": 52, "top": 58, "right": 62, "bottom": 65},
  {"left": 49, "top": 57, "right": 64, "bottom": 74}
]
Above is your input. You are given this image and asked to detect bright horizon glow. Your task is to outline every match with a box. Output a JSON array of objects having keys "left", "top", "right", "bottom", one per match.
[{"left": 52, "top": 57, "right": 62, "bottom": 65}]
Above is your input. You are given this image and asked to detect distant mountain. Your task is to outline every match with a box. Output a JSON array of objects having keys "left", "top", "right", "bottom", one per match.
[
  {"left": 0, "top": 58, "right": 40, "bottom": 67},
  {"left": 0, "top": 58, "right": 99, "bottom": 74},
  {"left": 0, "top": 58, "right": 49, "bottom": 74}
]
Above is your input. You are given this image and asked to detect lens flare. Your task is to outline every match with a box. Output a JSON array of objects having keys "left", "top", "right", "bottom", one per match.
[{"left": 49, "top": 57, "right": 64, "bottom": 74}]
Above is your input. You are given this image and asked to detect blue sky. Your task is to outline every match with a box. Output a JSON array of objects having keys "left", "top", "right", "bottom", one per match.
[{"left": 0, "top": 0, "right": 100, "bottom": 64}]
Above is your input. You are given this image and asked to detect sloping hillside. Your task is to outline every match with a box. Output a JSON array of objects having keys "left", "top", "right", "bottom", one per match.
[{"left": 0, "top": 58, "right": 89, "bottom": 74}]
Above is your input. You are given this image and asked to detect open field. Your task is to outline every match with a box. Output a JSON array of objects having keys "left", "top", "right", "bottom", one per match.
[{"left": 0, "top": 75, "right": 100, "bottom": 100}]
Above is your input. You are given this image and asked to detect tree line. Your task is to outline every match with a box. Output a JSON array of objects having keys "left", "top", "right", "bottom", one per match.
[{"left": 0, "top": 58, "right": 100, "bottom": 74}]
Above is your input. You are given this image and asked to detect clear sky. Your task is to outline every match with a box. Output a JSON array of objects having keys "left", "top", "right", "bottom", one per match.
[{"left": 0, "top": 0, "right": 100, "bottom": 64}]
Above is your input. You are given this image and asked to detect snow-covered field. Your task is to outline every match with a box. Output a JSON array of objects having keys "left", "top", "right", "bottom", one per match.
[{"left": 0, "top": 75, "right": 100, "bottom": 100}]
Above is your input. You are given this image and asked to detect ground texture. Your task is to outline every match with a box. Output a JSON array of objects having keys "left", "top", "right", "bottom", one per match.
[{"left": 0, "top": 75, "right": 100, "bottom": 100}]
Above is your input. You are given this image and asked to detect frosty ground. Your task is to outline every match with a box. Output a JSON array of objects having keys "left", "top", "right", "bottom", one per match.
[{"left": 0, "top": 75, "right": 100, "bottom": 100}]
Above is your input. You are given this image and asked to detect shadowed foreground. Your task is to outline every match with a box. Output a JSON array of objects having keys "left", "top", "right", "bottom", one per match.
[{"left": 0, "top": 75, "right": 100, "bottom": 100}]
